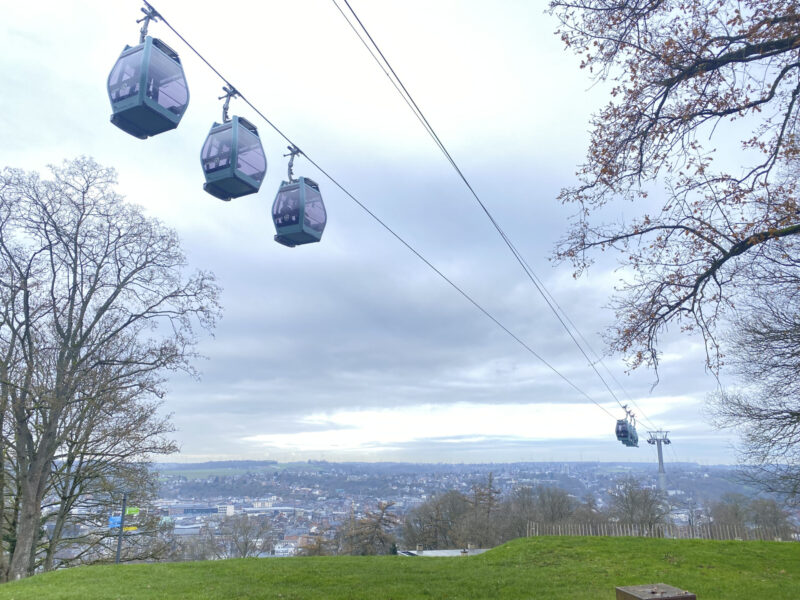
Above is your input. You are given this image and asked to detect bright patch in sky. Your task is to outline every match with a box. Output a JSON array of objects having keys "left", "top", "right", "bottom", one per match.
[{"left": 242, "top": 397, "right": 692, "bottom": 454}]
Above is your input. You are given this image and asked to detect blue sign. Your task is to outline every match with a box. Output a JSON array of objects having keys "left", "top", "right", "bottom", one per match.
[{"left": 108, "top": 515, "right": 122, "bottom": 528}]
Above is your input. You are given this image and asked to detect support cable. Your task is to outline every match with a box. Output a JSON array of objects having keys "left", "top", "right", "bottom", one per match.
[{"left": 333, "top": 0, "right": 661, "bottom": 430}]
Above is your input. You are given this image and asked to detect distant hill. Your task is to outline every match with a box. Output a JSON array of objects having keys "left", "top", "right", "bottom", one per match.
[{"left": 155, "top": 460, "right": 279, "bottom": 471}]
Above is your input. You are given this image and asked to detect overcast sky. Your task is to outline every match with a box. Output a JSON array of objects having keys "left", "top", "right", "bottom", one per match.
[{"left": 0, "top": 0, "right": 739, "bottom": 464}]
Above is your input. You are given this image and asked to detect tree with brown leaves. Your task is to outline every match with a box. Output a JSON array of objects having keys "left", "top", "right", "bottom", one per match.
[
  {"left": 549, "top": 0, "right": 800, "bottom": 372},
  {"left": 338, "top": 501, "right": 399, "bottom": 556}
]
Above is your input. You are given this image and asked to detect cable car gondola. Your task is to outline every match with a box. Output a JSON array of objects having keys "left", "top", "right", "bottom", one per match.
[
  {"left": 615, "top": 405, "right": 639, "bottom": 447},
  {"left": 201, "top": 87, "right": 267, "bottom": 201},
  {"left": 272, "top": 146, "right": 327, "bottom": 247},
  {"left": 107, "top": 7, "right": 189, "bottom": 139}
]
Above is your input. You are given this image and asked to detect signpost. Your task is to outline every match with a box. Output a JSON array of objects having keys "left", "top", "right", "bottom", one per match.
[
  {"left": 109, "top": 495, "right": 143, "bottom": 562},
  {"left": 115, "top": 492, "right": 128, "bottom": 564},
  {"left": 110, "top": 495, "right": 143, "bottom": 562}
]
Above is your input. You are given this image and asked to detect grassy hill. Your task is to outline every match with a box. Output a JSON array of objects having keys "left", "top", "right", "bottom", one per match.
[{"left": 0, "top": 536, "right": 797, "bottom": 599}]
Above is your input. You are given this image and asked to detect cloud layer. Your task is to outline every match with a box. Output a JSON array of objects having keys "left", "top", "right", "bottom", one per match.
[{"left": 0, "top": 0, "right": 737, "bottom": 464}]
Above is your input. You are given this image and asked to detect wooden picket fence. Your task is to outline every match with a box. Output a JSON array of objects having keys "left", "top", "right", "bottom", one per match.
[{"left": 526, "top": 521, "right": 797, "bottom": 541}]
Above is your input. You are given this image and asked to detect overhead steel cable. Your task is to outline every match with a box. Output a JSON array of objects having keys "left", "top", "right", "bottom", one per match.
[
  {"left": 515, "top": 250, "right": 661, "bottom": 431},
  {"left": 329, "top": 0, "right": 439, "bottom": 152},
  {"left": 142, "top": 1, "right": 618, "bottom": 421},
  {"left": 333, "top": 0, "right": 660, "bottom": 430}
]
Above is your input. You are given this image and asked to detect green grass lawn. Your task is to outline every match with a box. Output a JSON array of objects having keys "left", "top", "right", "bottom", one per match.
[{"left": 0, "top": 536, "right": 797, "bottom": 599}]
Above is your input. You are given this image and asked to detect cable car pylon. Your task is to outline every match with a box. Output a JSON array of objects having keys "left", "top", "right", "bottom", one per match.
[{"left": 647, "top": 430, "right": 671, "bottom": 491}]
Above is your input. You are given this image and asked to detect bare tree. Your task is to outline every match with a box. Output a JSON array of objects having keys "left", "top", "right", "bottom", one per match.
[
  {"left": 468, "top": 473, "right": 501, "bottom": 519},
  {"left": 673, "top": 496, "right": 706, "bottom": 529},
  {"left": 497, "top": 486, "right": 538, "bottom": 540},
  {"left": 44, "top": 482, "right": 176, "bottom": 569},
  {"left": 747, "top": 498, "right": 792, "bottom": 533},
  {"left": 450, "top": 473, "right": 504, "bottom": 549},
  {"left": 40, "top": 461, "right": 172, "bottom": 571},
  {"left": 709, "top": 493, "right": 750, "bottom": 529},
  {"left": 402, "top": 490, "right": 470, "bottom": 550},
  {"left": 708, "top": 281, "right": 800, "bottom": 502},
  {"left": 36, "top": 374, "right": 178, "bottom": 572},
  {"left": 572, "top": 494, "right": 608, "bottom": 526},
  {"left": 608, "top": 477, "right": 669, "bottom": 535},
  {"left": 534, "top": 486, "right": 576, "bottom": 524},
  {"left": 200, "top": 514, "right": 272, "bottom": 559},
  {"left": 0, "top": 158, "right": 220, "bottom": 579},
  {"left": 709, "top": 493, "right": 792, "bottom": 537}
]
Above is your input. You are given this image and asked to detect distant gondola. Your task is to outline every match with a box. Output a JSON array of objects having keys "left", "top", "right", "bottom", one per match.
[
  {"left": 201, "top": 115, "right": 267, "bottom": 201},
  {"left": 615, "top": 405, "right": 639, "bottom": 447},
  {"left": 272, "top": 146, "right": 327, "bottom": 247},
  {"left": 107, "top": 35, "right": 189, "bottom": 139}
]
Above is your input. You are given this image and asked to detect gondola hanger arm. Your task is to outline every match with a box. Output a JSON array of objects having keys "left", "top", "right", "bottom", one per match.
[
  {"left": 219, "top": 86, "right": 238, "bottom": 123},
  {"left": 284, "top": 144, "right": 302, "bottom": 182},
  {"left": 137, "top": 1, "right": 161, "bottom": 43}
]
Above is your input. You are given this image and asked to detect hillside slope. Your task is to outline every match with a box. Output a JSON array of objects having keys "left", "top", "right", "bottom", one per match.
[{"left": 0, "top": 536, "right": 797, "bottom": 599}]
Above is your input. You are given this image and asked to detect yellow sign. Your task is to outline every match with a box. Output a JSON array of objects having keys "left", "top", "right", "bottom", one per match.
[{"left": 123, "top": 526, "right": 138, "bottom": 532}]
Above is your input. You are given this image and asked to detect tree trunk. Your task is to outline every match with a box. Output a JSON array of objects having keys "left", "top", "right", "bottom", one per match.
[
  {"left": 8, "top": 473, "right": 44, "bottom": 579},
  {"left": 0, "top": 417, "right": 8, "bottom": 580},
  {"left": 9, "top": 418, "right": 57, "bottom": 580}
]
